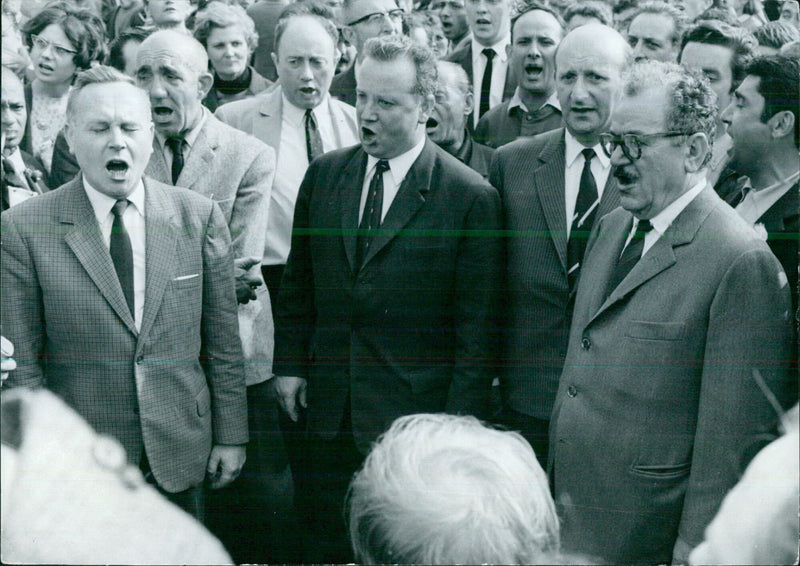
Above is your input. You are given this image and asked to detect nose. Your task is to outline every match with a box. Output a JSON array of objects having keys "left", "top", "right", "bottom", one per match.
[
  {"left": 1, "top": 106, "right": 12, "bottom": 127},
  {"left": 299, "top": 60, "right": 313, "bottom": 81},
  {"left": 610, "top": 143, "right": 628, "bottom": 167},
  {"left": 357, "top": 97, "right": 378, "bottom": 122},
  {"left": 147, "top": 74, "right": 167, "bottom": 99},
  {"left": 570, "top": 75, "right": 589, "bottom": 101},
  {"left": 631, "top": 41, "right": 647, "bottom": 61},
  {"left": 720, "top": 101, "right": 733, "bottom": 125},
  {"left": 109, "top": 126, "right": 126, "bottom": 149},
  {"left": 527, "top": 40, "right": 542, "bottom": 58}
]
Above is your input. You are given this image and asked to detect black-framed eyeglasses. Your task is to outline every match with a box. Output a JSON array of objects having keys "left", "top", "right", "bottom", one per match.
[
  {"left": 599, "top": 131, "right": 688, "bottom": 161},
  {"left": 31, "top": 34, "right": 78, "bottom": 58},
  {"left": 346, "top": 8, "right": 404, "bottom": 26}
]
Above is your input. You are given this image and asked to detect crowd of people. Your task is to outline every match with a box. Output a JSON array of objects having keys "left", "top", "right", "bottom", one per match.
[{"left": 0, "top": 0, "right": 798, "bottom": 563}]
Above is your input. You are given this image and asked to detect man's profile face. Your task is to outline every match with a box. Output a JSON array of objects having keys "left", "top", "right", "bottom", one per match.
[
  {"left": 627, "top": 12, "right": 678, "bottom": 62},
  {"left": 273, "top": 17, "right": 337, "bottom": 110},
  {"left": 135, "top": 40, "right": 207, "bottom": 138},
  {"left": 465, "top": 0, "right": 510, "bottom": 47},
  {"left": 426, "top": 66, "right": 470, "bottom": 146},
  {"left": 720, "top": 75, "right": 771, "bottom": 177},
  {"left": 510, "top": 9, "right": 562, "bottom": 97},
  {"left": 356, "top": 55, "right": 432, "bottom": 159},
  {"left": 430, "top": 0, "right": 468, "bottom": 43},
  {"left": 1, "top": 71, "right": 27, "bottom": 154},
  {"left": 680, "top": 41, "right": 734, "bottom": 123},
  {"left": 65, "top": 82, "right": 154, "bottom": 199}
]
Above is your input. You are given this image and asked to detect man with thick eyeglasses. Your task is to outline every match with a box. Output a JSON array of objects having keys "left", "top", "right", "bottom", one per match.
[
  {"left": 549, "top": 61, "right": 795, "bottom": 564},
  {"left": 329, "top": 0, "right": 402, "bottom": 105}
]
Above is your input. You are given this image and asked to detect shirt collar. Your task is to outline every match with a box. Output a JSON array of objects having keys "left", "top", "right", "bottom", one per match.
[
  {"left": 471, "top": 34, "right": 510, "bottom": 65},
  {"left": 82, "top": 174, "right": 146, "bottom": 223},
  {"left": 155, "top": 106, "right": 209, "bottom": 151},
  {"left": 366, "top": 136, "right": 426, "bottom": 183},
  {"left": 282, "top": 93, "right": 332, "bottom": 126},
  {"left": 648, "top": 178, "right": 707, "bottom": 236},
  {"left": 507, "top": 88, "right": 560, "bottom": 115},
  {"left": 564, "top": 129, "right": 610, "bottom": 170}
]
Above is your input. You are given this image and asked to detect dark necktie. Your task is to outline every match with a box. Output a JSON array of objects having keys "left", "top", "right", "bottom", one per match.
[
  {"left": 567, "top": 148, "right": 600, "bottom": 292},
  {"left": 110, "top": 199, "right": 135, "bottom": 318},
  {"left": 165, "top": 137, "right": 185, "bottom": 185},
  {"left": 607, "top": 218, "right": 653, "bottom": 296},
  {"left": 357, "top": 159, "right": 389, "bottom": 268},
  {"left": 479, "top": 48, "right": 495, "bottom": 119},
  {"left": 305, "top": 108, "right": 324, "bottom": 163}
]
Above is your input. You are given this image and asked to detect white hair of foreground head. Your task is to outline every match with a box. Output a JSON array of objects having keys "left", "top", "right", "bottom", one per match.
[{"left": 346, "top": 413, "right": 560, "bottom": 565}]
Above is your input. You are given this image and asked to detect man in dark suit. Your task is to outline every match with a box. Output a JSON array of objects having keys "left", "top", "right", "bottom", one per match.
[
  {"left": 330, "top": 0, "right": 403, "bottom": 106},
  {"left": 489, "top": 24, "right": 629, "bottom": 466},
  {"left": 722, "top": 55, "right": 799, "bottom": 313},
  {"left": 1, "top": 67, "right": 249, "bottom": 519},
  {"left": 549, "top": 60, "right": 795, "bottom": 564},
  {"left": 1, "top": 67, "right": 48, "bottom": 210},
  {"left": 273, "top": 35, "right": 502, "bottom": 562},
  {"left": 427, "top": 61, "right": 494, "bottom": 178},
  {"left": 445, "top": 0, "right": 515, "bottom": 129}
]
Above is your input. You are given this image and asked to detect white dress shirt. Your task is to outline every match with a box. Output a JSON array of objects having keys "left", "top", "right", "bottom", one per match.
[
  {"left": 564, "top": 130, "right": 611, "bottom": 238},
  {"left": 471, "top": 34, "right": 510, "bottom": 128},
  {"left": 83, "top": 177, "right": 147, "bottom": 330},
  {"left": 360, "top": 136, "right": 426, "bottom": 223},
  {"left": 735, "top": 170, "right": 800, "bottom": 226},
  {"left": 266, "top": 95, "right": 338, "bottom": 265},
  {"left": 154, "top": 108, "right": 209, "bottom": 176}
]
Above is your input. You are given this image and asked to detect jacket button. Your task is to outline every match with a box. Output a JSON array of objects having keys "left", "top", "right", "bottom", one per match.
[
  {"left": 581, "top": 337, "right": 591, "bottom": 350},
  {"left": 136, "top": 355, "right": 144, "bottom": 364},
  {"left": 567, "top": 385, "right": 578, "bottom": 398}
]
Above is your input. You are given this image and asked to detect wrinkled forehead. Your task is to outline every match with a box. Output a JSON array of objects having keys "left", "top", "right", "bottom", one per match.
[
  {"left": 613, "top": 90, "right": 667, "bottom": 132},
  {"left": 136, "top": 41, "right": 206, "bottom": 75}
]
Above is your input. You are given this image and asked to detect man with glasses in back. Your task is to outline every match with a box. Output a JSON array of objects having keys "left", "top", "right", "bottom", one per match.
[
  {"left": 549, "top": 60, "right": 795, "bottom": 564},
  {"left": 329, "top": 0, "right": 402, "bottom": 105}
]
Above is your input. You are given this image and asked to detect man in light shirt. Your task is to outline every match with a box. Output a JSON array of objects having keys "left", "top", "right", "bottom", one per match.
[{"left": 549, "top": 60, "right": 794, "bottom": 564}]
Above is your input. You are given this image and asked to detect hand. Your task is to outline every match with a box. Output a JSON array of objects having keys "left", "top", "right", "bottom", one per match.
[
  {"left": 272, "top": 376, "right": 307, "bottom": 422},
  {"left": 206, "top": 444, "right": 247, "bottom": 489},
  {"left": 1, "top": 335, "right": 15, "bottom": 384},
  {"left": 234, "top": 256, "right": 263, "bottom": 304}
]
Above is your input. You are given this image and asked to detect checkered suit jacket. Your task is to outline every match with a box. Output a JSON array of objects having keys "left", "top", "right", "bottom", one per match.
[{"left": 1, "top": 176, "right": 249, "bottom": 493}]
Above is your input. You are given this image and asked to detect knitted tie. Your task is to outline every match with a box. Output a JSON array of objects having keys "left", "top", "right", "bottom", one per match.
[
  {"left": 305, "top": 108, "right": 324, "bottom": 163},
  {"left": 110, "top": 199, "right": 135, "bottom": 317},
  {"left": 357, "top": 159, "right": 389, "bottom": 268},
  {"left": 567, "top": 148, "right": 600, "bottom": 292},
  {"left": 607, "top": 218, "right": 653, "bottom": 296},
  {"left": 165, "top": 137, "right": 185, "bottom": 185},
  {"left": 479, "top": 48, "right": 495, "bottom": 119}
]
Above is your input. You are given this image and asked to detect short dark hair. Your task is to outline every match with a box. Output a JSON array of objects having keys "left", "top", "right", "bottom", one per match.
[
  {"left": 563, "top": 1, "right": 613, "bottom": 27},
  {"left": 363, "top": 34, "right": 438, "bottom": 98},
  {"left": 680, "top": 20, "right": 757, "bottom": 93},
  {"left": 107, "top": 28, "right": 150, "bottom": 72},
  {"left": 21, "top": 1, "right": 108, "bottom": 71},
  {"left": 630, "top": 1, "right": 687, "bottom": 45},
  {"left": 274, "top": 1, "right": 339, "bottom": 55},
  {"left": 753, "top": 20, "right": 800, "bottom": 50},
  {"left": 510, "top": 1, "right": 565, "bottom": 38},
  {"left": 746, "top": 55, "right": 800, "bottom": 147}
]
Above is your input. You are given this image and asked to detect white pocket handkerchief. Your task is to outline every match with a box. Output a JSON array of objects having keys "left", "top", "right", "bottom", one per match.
[{"left": 173, "top": 273, "right": 200, "bottom": 281}]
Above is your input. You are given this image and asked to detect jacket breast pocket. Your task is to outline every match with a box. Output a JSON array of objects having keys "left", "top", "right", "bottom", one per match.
[
  {"left": 629, "top": 461, "right": 691, "bottom": 480},
  {"left": 624, "top": 321, "right": 686, "bottom": 341}
]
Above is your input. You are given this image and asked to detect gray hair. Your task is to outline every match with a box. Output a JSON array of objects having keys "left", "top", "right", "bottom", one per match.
[
  {"left": 274, "top": 1, "right": 339, "bottom": 55},
  {"left": 363, "top": 34, "right": 438, "bottom": 98},
  {"left": 436, "top": 60, "right": 471, "bottom": 95}
]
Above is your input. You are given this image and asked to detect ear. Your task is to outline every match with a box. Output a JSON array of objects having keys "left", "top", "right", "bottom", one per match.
[
  {"left": 270, "top": 51, "right": 279, "bottom": 76},
  {"left": 196, "top": 70, "right": 214, "bottom": 99},
  {"left": 341, "top": 26, "right": 356, "bottom": 45},
  {"left": 418, "top": 93, "right": 435, "bottom": 123},
  {"left": 769, "top": 110, "right": 795, "bottom": 142},
  {"left": 64, "top": 121, "right": 76, "bottom": 155},
  {"left": 684, "top": 131, "right": 710, "bottom": 173},
  {"left": 505, "top": 42, "right": 512, "bottom": 59},
  {"left": 464, "top": 90, "right": 474, "bottom": 115}
]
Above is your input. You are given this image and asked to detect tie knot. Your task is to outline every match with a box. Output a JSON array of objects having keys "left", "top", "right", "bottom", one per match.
[
  {"left": 305, "top": 108, "right": 314, "bottom": 120},
  {"left": 112, "top": 199, "right": 129, "bottom": 217},
  {"left": 482, "top": 48, "right": 495, "bottom": 60},
  {"left": 636, "top": 218, "right": 653, "bottom": 234},
  {"left": 165, "top": 137, "right": 184, "bottom": 152},
  {"left": 375, "top": 159, "right": 390, "bottom": 175},
  {"left": 582, "top": 148, "right": 595, "bottom": 163}
]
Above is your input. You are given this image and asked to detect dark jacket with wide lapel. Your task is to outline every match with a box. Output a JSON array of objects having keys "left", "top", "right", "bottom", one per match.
[
  {"left": 490, "top": 128, "right": 620, "bottom": 420},
  {"left": 329, "top": 64, "right": 357, "bottom": 107},
  {"left": 273, "top": 140, "right": 503, "bottom": 453},
  {"left": 549, "top": 186, "right": 795, "bottom": 563},
  {"left": 1, "top": 177, "right": 249, "bottom": 492},
  {"left": 757, "top": 182, "right": 798, "bottom": 313}
]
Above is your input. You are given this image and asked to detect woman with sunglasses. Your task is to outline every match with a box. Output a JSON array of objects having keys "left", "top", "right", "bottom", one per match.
[{"left": 20, "top": 2, "right": 106, "bottom": 174}]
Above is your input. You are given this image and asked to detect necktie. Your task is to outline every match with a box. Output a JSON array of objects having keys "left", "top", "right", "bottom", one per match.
[
  {"left": 607, "top": 218, "right": 653, "bottom": 296},
  {"left": 110, "top": 199, "right": 135, "bottom": 318},
  {"left": 305, "top": 108, "right": 324, "bottom": 163},
  {"left": 357, "top": 159, "right": 389, "bottom": 268},
  {"left": 165, "top": 137, "right": 185, "bottom": 185},
  {"left": 567, "top": 148, "right": 600, "bottom": 292},
  {"left": 479, "top": 48, "right": 495, "bottom": 119},
  {"left": 2, "top": 157, "right": 27, "bottom": 190}
]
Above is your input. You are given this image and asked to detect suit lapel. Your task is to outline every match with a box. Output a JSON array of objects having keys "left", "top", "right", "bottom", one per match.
[
  {"left": 62, "top": 179, "right": 138, "bottom": 335},
  {"left": 340, "top": 149, "right": 369, "bottom": 272},
  {"left": 137, "top": 179, "right": 177, "bottom": 344},
  {"left": 255, "top": 88, "right": 283, "bottom": 159},
  {"left": 758, "top": 182, "right": 798, "bottom": 232},
  {"left": 146, "top": 139, "right": 171, "bottom": 184},
  {"left": 597, "top": 172, "right": 621, "bottom": 219},
  {"left": 534, "top": 131, "right": 568, "bottom": 270},
  {"left": 178, "top": 119, "right": 216, "bottom": 191}
]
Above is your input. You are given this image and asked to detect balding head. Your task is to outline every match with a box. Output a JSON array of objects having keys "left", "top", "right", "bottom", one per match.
[
  {"left": 135, "top": 30, "right": 212, "bottom": 137},
  {"left": 556, "top": 24, "right": 631, "bottom": 144}
]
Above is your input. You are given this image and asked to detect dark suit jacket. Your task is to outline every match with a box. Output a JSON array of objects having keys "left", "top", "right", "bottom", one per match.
[
  {"left": 48, "top": 130, "right": 79, "bottom": 189},
  {"left": 273, "top": 139, "right": 503, "bottom": 453},
  {"left": 758, "top": 182, "right": 798, "bottom": 314},
  {"left": 453, "top": 134, "right": 494, "bottom": 179},
  {"left": 549, "top": 187, "right": 795, "bottom": 563},
  {"left": 489, "top": 128, "right": 619, "bottom": 420},
  {"left": 445, "top": 41, "right": 516, "bottom": 129},
  {"left": 329, "top": 64, "right": 357, "bottom": 108},
  {"left": 1, "top": 177, "right": 249, "bottom": 493}
]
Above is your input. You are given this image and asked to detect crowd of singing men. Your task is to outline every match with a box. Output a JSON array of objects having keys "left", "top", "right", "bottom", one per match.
[{"left": 1, "top": 0, "right": 798, "bottom": 562}]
